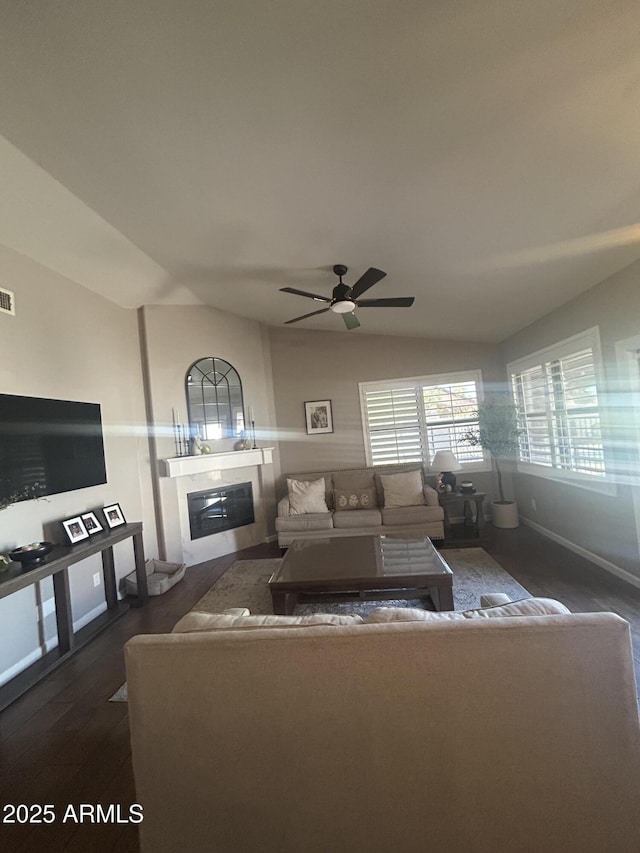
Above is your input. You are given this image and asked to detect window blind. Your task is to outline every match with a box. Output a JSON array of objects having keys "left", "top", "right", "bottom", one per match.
[
  {"left": 362, "top": 386, "right": 423, "bottom": 465},
  {"left": 361, "top": 373, "right": 484, "bottom": 467},
  {"left": 511, "top": 345, "right": 604, "bottom": 476}
]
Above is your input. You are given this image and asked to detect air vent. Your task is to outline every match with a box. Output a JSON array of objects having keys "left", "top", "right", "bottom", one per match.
[{"left": 0, "top": 287, "right": 15, "bottom": 316}]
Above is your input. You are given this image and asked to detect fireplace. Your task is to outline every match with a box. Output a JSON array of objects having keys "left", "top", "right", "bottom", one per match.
[{"left": 187, "top": 482, "right": 255, "bottom": 540}]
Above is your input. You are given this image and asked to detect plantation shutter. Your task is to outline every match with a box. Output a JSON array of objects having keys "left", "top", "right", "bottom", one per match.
[
  {"left": 422, "top": 380, "right": 482, "bottom": 465},
  {"left": 511, "top": 344, "right": 604, "bottom": 476},
  {"left": 549, "top": 348, "right": 603, "bottom": 474},
  {"left": 363, "top": 386, "right": 423, "bottom": 465},
  {"left": 360, "top": 371, "right": 485, "bottom": 468},
  {"left": 512, "top": 365, "right": 552, "bottom": 466}
]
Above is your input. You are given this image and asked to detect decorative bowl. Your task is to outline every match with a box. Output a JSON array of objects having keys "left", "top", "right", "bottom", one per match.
[{"left": 9, "top": 541, "right": 53, "bottom": 569}]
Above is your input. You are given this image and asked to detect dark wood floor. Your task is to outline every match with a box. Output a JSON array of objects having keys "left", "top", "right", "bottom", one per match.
[{"left": 1, "top": 526, "right": 640, "bottom": 852}]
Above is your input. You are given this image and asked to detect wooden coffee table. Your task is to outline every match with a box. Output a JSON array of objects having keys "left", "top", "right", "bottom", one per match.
[{"left": 268, "top": 534, "right": 454, "bottom": 615}]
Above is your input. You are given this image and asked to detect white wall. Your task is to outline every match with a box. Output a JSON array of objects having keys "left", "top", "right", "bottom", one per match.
[
  {"left": 140, "top": 305, "right": 279, "bottom": 563},
  {"left": 0, "top": 246, "right": 156, "bottom": 685}
]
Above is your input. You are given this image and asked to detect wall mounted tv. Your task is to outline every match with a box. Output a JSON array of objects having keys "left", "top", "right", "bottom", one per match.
[{"left": 0, "top": 394, "right": 107, "bottom": 503}]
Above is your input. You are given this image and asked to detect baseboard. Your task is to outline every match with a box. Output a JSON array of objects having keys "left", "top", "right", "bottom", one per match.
[
  {"left": 264, "top": 534, "right": 278, "bottom": 543},
  {"left": 0, "top": 600, "right": 110, "bottom": 688},
  {"left": 0, "top": 648, "right": 45, "bottom": 688},
  {"left": 73, "top": 601, "right": 108, "bottom": 633},
  {"left": 522, "top": 517, "right": 640, "bottom": 591}
]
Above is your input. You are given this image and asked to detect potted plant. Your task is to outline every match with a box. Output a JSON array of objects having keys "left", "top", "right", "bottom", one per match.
[
  {"left": 462, "top": 395, "right": 521, "bottom": 528},
  {"left": 0, "top": 481, "right": 45, "bottom": 512}
]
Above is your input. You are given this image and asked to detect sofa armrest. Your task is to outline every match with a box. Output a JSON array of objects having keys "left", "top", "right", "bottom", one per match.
[
  {"left": 480, "top": 593, "right": 513, "bottom": 608},
  {"left": 224, "top": 608, "right": 251, "bottom": 617},
  {"left": 423, "top": 484, "right": 440, "bottom": 507},
  {"left": 277, "top": 495, "right": 292, "bottom": 518}
]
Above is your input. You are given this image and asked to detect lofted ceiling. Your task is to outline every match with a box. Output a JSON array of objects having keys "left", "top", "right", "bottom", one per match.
[{"left": 1, "top": 0, "right": 640, "bottom": 342}]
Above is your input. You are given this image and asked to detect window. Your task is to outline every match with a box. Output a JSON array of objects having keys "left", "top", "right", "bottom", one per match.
[
  {"left": 508, "top": 328, "right": 608, "bottom": 488},
  {"left": 359, "top": 370, "right": 487, "bottom": 469}
]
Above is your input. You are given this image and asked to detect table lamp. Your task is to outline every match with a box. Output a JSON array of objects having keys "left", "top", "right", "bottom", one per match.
[{"left": 431, "top": 450, "right": 462, "bottom": 490}]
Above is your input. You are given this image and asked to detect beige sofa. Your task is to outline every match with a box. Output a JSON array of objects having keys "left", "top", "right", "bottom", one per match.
[
  {"left": 276, "top": 463, "right": 445, "bottom": 548},
  {"left": 126, "top": 601, "right": 640, "bottom": 853}
]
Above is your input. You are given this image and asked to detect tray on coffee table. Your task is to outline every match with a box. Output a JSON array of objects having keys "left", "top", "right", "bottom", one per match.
[{"left": 269, "top": 534, "right": 453, "bottom": 615}]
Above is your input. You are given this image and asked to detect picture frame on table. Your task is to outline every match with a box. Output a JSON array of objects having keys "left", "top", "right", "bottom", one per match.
[
  {"left": 103, "top": 502, "right": 126, "bottom": 529},
  {"left": 81, "top": 511, "right": 103, "bottom": 535},
  {"left": 62, "top": 515, "right": 90, "bottom": 545},
  {"left": 304, "top": 400, "right": 334, "bottom": 435}
]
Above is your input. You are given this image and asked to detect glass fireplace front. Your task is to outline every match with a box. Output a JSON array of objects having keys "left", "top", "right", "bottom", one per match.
[{"left": 187, "top": 482, "right": 255, "bottom": 540}]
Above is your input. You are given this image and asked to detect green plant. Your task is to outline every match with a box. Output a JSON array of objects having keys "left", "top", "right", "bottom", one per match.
[
  {"left": 0, "top": 482, "right": 47, "bottom": 512},
  {"left": 462, "top": 395, "right": 521, "bottom": 503}
]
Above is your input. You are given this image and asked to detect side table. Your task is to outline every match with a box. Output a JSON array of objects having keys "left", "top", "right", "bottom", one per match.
[{"left": 438, "top": 491, "right": 486, "bottom": 539}]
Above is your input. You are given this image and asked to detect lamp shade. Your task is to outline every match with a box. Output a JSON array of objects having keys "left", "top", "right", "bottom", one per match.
[{"left": 431, "top": 450, "right": 462, "bottom": 472}]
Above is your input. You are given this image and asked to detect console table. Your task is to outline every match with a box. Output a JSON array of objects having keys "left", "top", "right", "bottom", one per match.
[
  {"left": 0, "top": 522, "right": 147, "bottom": 710},
  {"left": 438, "top": 491, "right": 486, "bottom": 540}
]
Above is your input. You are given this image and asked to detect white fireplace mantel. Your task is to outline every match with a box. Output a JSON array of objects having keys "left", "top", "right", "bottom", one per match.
[{"left": 162, "top": 446, "right": 274, "bottom": 478}]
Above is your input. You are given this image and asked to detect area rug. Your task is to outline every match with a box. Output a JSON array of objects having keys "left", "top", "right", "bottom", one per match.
[
  {"left": 192, "top": 549, "right": 529, "bottom": 616},
  {"left": 108, "top": 548, "right": 528, "bottom": 702}
]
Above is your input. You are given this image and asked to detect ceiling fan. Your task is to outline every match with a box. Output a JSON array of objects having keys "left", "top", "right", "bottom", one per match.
[{"left": 280, "top": 265, "right": 415, "bottom": 330}]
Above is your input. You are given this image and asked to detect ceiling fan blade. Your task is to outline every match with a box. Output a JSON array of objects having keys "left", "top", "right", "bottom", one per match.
[
  {"left": 280, "top": 286, "right": 331, "bottom": 302},
  {"left": 284, "top": 308, "right": 331, "bottom": 324},
  {"left": 349, "top": 267, "right": 387, "bottom": 299},
  {"left": 342, "top": 311, "right": 360, "bottom": 330},
  {"left": 356, "top": 297, "right": 415, "bottom": 308}
]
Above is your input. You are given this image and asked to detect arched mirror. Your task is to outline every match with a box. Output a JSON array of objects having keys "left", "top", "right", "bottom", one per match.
[{"left": 186, "top": 357, "right": 245, "bottom": 441}]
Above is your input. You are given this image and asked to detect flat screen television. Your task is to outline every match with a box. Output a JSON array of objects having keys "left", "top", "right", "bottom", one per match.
[{"left": 0, "top": 393, "right": 107, "bottom": 503}]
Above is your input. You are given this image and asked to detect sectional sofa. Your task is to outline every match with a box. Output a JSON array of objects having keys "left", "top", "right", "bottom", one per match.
[
  {"left": 275, "top": 462, "right": 445, "bottom": 548},
  {"left": 126, "top": 597, "right": 640, "bottom": 852}
]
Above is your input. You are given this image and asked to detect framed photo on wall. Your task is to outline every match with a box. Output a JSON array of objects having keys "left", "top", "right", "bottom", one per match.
[
  {"left": 305, "top": 400, "right": 334, "bottom": 435},
  {"left": 103, "top": 502, "right": 126, "bottom": 529},
  {"left": 81, "top": 511, "right": 103, "bottom": 535},
  {"left": 62, "top": 515, "right": 90, "bottom": 545}
]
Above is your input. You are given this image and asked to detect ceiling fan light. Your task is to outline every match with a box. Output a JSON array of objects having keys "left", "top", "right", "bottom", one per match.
[{"left": 331, "top": 299, "right": 356, "bottom": 314}]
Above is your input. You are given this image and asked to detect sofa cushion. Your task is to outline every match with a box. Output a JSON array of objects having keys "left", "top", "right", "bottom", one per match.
[
  {"left": 423, "top": 484, "right": 440, "bottom": 507},
  {"left": 275, "top": 512, "right": 334, "bottom": 532},
  {"left": 365, "top": 597, "right": 571, "bottom": 624},
  {"left": 333, "top": 508, "right": 383, "bottom": 529},
  {"left": 333, "top": 487, "right": 378, "bottom": 510},
  {"left": 172, "top": 610, "right": 363, "bottom": 633},
  {"left": 287, "top": 477, "right": 329, "bottom": 514},
  {"left": 373, "top": 464, "right": 425, "bottom": 505},
  {"left": 382, "top": 504, "right": 444, "bottom": 526},
  {"left": 379, "top": 469, "right": 425, "bottom": 507},
  {"left": 332, "top": 468, "right": 376, "bottom": 491},
  {"left": 286, "top": 470, "right": 335, "bottom": 503}
]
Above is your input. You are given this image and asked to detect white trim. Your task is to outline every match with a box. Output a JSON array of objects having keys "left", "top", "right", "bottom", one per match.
[
  {"left": 0, "top": 647, "right": 46, "bottom": 687},
  {"left": 163, "top": 446, "right": 274, "bottom": 478},
  {"left": 507, "top": 326, "right": 602, "bottom": 373},
  {"left": 523, "top": 517, "right": 640, "bottom": 591},
  {"left": 0, "top": 601, "right": 114, "bottom": 688},
  {"left": 516, "top": 462, "right": 617, "bottom": 496},
  {"left": 73, "top": 601, "right": 108, "bottom": 632},
  {"left": 360, "top": 368, "right": 486, "bottom": 393},
  {"left": 264, "top": 534, "right": 278, "bottom": 543},
  {"left": 38, "top": 597, "right": 56, "bottom": 620},
  {"left": 614, "top": 334, "right": 640, "bottom": 559}
]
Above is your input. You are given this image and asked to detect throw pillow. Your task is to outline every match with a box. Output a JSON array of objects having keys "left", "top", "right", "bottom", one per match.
[
  {"left": 365, "top": 597, "right": 570, "bottom": 624},
  {"left": 287, "top": 477, "right": 329, "bottom": 515},
  {"left": 378, "top": 470, "right": 425, "bottom": 508},
  {"left": 172, "top": 610, "right": 363, "bottom": 633},
  {"left": 333, "top": 487, "right": 377, "bottom": 511}
]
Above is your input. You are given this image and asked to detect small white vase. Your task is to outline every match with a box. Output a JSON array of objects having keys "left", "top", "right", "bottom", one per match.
[{"left": 491, "top": 500, "right": 519, "bottom": 529}]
